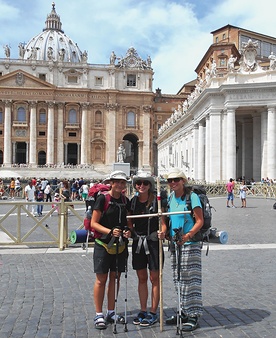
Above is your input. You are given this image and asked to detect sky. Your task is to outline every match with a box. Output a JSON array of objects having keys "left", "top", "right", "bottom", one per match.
[{"left": 1, "top": 0, "right": 276, "bottom": 94}]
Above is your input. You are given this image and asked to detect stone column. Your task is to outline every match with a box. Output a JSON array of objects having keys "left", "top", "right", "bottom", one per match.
[
  {"left": 226, "top": 107, "right": 236, "bottom": 180},
  {"left": 252, "top": 114, "right": 261, "bottom": 181},
  {"left": 29, "top": 102, "right": 37, "bottom": 166},
  {"left": 198, "top": 121, "right": 205, "bottom": 181},
  {"left": 46, "top": 102, "right": 55, "bottom": 165},
  {"left": 205, "top": 115, "right": 210, "bottom": 182},
  {"left": 193, "top": 123, "right": 199, "bottom": 179},
  {"left": 105, "top": 103, "right": 118, "bottom": 165},
  {"left": 141, "top": 105, "right": 152, "bottom": 171},
  {"left": 57, "top": 103, "right": 64, "bottom": 165},
  {"left": 267, "top": 106, "right": 276, "bottom": 179},
  {"left": 261, "top": 111, "right": 267, "bottom": 179},
  {"left": 80, "top": 103, "right": 89, "bottom": 164},
  {"left": 3, "top": 100, "right": 12, "bottom": 166},
  {"left": 209, "top": 110, "right": 222, "bottom": 182},
  {"left": 138, "top": 140, "right": 144, "bottom": 169},
  {"left": 221, "top": 111, "right": 227, "bottom": 180},
  {"left": 241, "top": 118, "right": 253, "bottom": 179}
]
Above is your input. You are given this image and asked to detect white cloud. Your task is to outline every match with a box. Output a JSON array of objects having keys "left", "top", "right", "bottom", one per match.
[{"left": 1, "top": 0, "right": 276, "bottom": 93}]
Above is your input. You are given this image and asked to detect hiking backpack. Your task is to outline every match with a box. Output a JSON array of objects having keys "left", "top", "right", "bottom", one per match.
[
  {"left": 83, "top": 184, "right": 127, "bottom": 241},
  {"left": 167, "top": 185, "right": 214, "bottom": 245},
  {"left": 185, "top": 185, "right": 213, "bottom": 244}
]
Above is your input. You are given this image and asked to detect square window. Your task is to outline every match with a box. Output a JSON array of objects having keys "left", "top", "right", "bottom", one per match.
[
  {"left": 95, "top": 77, "right": 103, "bottom": 85},
  {"left": 39, "top": 74, "right": 46, "bottom": 81},
  {"left": 127, "top": 74, "right": 136, "bottom": 87},
  {"left": 69, "top": 132, "right": 77, "bottom": 137},
  {"left": 68, "top": 76, "right": 78, "bottom": 83},
  {"left": 39, "top": 131, "right": 46, "bottom": 136}
]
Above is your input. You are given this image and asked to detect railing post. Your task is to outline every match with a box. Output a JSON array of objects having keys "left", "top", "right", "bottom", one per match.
[{"left": 59, "top": 198, "right": 66, "bottom": 250}]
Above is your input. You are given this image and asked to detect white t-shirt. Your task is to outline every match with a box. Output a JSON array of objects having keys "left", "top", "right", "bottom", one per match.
[{"left": 25, "top": 185, "right": 35, "bottom": 200}]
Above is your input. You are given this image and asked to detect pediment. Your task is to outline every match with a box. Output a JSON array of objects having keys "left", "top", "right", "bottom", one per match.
[{"left": 0, "top": 69, "right": 55, "bottom": 89}]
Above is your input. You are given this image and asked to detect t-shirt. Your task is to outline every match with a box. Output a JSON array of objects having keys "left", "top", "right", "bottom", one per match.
[
  {"left": 25, "top": 185, "right": 35, "bottom": 200},
  {"left": 130, "top": 196, "right": 158, "bottom": 235},
  {"left": 226, "top": 182, "right": 234, "bottom": 193},
  {"left": 93, "top": 193, "right": 130, "bottom": 243},
  {"left": 168, "top": 191, "right": 201, "bottom": 241}
]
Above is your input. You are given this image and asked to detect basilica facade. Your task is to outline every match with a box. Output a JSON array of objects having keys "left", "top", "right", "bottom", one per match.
[{"left": 0, "top": 3, "right": 180, "bottom": 175}]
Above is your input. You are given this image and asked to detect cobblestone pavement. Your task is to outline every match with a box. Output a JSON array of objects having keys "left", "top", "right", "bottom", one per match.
[{"left": 0, "top": 196, "right": 276, "bottom": 338}]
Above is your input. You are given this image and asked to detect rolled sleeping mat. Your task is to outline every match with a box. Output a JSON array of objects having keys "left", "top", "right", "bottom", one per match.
[
  {"left": 70, "top": 229, "right": 88, "bottom": 244},
  {"left": 209, "top": 229, "right": 228, "bottom": 244}
]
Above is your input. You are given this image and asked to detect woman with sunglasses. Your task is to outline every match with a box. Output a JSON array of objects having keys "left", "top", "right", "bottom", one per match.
[
  {"left": 130, "top": 171, "right": 167, "bottom": 327},
  {"left": 165, "top": 168, "right": 203, "bottom": 332}
]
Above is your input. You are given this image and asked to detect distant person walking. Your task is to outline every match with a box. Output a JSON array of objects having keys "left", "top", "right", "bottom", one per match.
[{"left": 226, "top": 178, "right": 236, "bottom": 208}]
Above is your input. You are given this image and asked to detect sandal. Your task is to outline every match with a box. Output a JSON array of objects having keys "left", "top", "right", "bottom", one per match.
[
  {"left": 182, "top": 316, "right": 199, "bottom": 331},
  {"left": 106, "top": 311, "right": 125, "bottom": 324},
  {"left": 94, "top": 314, "right": 107, "bottom": 330}
]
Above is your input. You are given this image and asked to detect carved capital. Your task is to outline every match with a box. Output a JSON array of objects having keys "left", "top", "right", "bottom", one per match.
[
  {"left": 47, "top": 101, "right": 55, "bottom": 109},
  {"left": 142, "top": 105, "right": 152, "bottom": 113},
  {"left": 105, "top": 103, "right": 119, "bottom": 111}
]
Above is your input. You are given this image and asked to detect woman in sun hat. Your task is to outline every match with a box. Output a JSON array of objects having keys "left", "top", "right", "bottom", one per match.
[
  {"left": 130, "top": 171, "right": 167, "bottom": 327},
  {"left": 92, "top": 170, "right": 132, "bottom": 330},
  {"left": 164, "top": 168, "right": 203, "bottom": 331}
]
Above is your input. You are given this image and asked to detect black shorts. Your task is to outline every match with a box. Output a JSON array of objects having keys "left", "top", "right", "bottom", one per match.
[
  {"left": 132, "top": 239, "right": 164, "bottom": 271},
  {"left": 93, "top": 242, "right": 128, "bottom": 274}
]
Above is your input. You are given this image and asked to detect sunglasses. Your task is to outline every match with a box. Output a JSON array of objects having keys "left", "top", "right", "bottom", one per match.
[
  {"left": 167, "top": 178, "right": 182, "bottom": 183},
  {"left": 136, "top": 180, "right": 150, "bottom": 186}
]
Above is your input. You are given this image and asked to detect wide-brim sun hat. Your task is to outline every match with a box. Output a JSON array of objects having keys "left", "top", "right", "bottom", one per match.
[
  {"left": 165, "top": 168, "right": 187, "bottom": 182},
  {"left": 104, "top": 170, "right": 129, "bottom": 183},
  {"left": 132, "top": 171, "right": 155, "bottom": 191}
]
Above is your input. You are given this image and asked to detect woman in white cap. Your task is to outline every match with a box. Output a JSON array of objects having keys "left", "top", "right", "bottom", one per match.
[
  {"left": 130, "top": 171, "right": 166, "bottom": 327},
  {"left": 91, "top": 170, "right": 132, "bottom": 330},
  {"left": 165, "top": 168, "right": 203, "bottom": 331}
]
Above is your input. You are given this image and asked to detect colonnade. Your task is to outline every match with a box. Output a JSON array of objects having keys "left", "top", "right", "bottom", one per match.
[{"left": 158, "top": 105, "right": 276, "bottom": 182}]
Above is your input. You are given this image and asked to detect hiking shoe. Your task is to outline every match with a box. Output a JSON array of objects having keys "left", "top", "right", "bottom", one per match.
[
  {"left": 106, "top": 311, "right": 125, "bottom": 324},
  {"left": 182, "top": 316, "right": 199, "bottom": 331},
  {"left": 140, "top": 313, "right": 158, "bottom": 327},
  {"left": 133, "top": 311, "right": 147, "bottom": 325},
  {"left": 165, "top": 313, "right": 188, "bottom": 325}
]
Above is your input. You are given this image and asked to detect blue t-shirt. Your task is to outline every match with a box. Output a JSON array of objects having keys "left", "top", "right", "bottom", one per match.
[{"left": 168, "top": 191, "right": 201, "bottom": 243}]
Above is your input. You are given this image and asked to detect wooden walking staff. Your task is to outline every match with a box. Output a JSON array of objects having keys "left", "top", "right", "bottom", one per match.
[{"left": 156, "top": 177, "right": 164, "bottom": 332}]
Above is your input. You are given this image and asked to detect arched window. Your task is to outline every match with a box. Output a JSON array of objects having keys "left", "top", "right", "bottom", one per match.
[
  {"left": 38, "top": 151, "right": 46, "bottom": 165},
  {"left": 17, "top": 107, "right": 26, "bottom": 122},
  {"left": 95, "top": 111, "right": 102, "bottom": 125},
  {"left": 0, "top": 111, "right": 2, "bottom": 124},
  {"left": 127, "top": 111, "right": 135, "bottom": 127},
  {"left": 68, "top": 109, "right": 77, "bottom": 123}
]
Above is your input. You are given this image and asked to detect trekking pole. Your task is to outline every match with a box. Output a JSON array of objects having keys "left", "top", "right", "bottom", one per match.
[
  {"left": 123, "top": 229, "right": 128, "bottom": 332},
  {"left": 156, "top": 177, "right": 164, "bottom": 332},
  {"left": 173, "top": 229, "right": 182, "bottom": 336},
  {"left": 113, "top": 236, "right": 119, "bottom": 334}
]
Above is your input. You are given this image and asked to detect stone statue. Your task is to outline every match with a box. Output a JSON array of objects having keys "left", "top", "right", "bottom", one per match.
[
  {"left": 268, "top": 52, "right": 276, "bottom": 70},
  {"left": 47, "top": 47, "right": 53, "bottom": 60},
  {"left": 18, "top": 43, "right": 25, "bottom": 58},
  {"left": 82, "top": 50, "right": 88, "bottom": 62},
  {"left": 227, "top": 54, "right": 237, "bottom": 72},
  {"left": 58, "top": 48, "right": 65, "bottom": 62},
  {"left": 117, "top": 144, "right": 126, "bottom": 163},
  {"left": 210, "top": 60, "right": 217, "bottom": 77},
  {"left": 147, "top": 55, "right": 152, "bottom": 68},
  {"left": 28, "top": 46, "right": 38, "bottom": 60},
  {"left": 110, "top": 51, "right": 116, "bottom": 65},
  {"left": 4, "top": 45, "right": 10, "bottom": 58}
]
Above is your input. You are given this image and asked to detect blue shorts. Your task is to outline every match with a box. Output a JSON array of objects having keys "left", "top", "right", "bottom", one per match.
[{"left": 227, "top": 192, "right": 234, "bottom": 200}]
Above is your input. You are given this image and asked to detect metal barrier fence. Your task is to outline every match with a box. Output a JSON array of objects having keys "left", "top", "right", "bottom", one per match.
[{"left": 0, "top": 183, "right": 275, "bottom": 249}]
